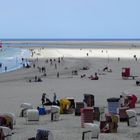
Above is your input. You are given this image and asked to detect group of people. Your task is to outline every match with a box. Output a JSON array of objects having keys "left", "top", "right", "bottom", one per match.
[
  {"left": 41, "top": 92, "right": 59, "bottom": 106},
  {"left": 119, "top": 94, "right": 137, "bottom": 108}
]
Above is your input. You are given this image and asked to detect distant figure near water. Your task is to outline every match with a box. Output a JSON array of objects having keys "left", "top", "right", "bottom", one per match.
[{"left": 5, "top": 66, "right": 7, "bottom": 71}]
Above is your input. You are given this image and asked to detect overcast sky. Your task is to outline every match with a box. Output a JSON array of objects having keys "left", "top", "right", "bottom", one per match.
[{"left": 0, "top": 0, "right": 140, "bottom": 39}]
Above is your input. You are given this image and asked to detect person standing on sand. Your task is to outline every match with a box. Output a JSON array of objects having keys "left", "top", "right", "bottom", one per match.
[
  {"left": 41, "top": 93, "right": 46, "bottom": 105},
  {"left": 5, "top": 66, "right": 7, "bottom": 71}
]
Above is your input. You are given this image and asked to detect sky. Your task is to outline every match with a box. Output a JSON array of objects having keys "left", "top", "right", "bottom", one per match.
[{"left": 0, "top": 0, "right": 140, "bottom": 39}]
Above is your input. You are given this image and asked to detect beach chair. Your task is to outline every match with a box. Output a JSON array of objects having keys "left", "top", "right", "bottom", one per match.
[
  {"left": 66, "top": 97, "right": 75, "bottom": 109},
  {"left": 51, "top": 105, "right": 60, "bottom": 121},
  {"left": 84, "top": 123, "right": 100, "bottom": 138},
  {"left": 0, "top": 126, "right": 12, "bottom": 140},
  {"left": 82, "top": 130, "right": 92, "bottom": 140},
  {"left": 26, "top": 109, "right": 39, "bottom": 123},
  {"left": 81, "top": 108, "right": 94, "bottom": 128},
  {"left": 36, "top": 129, "right": 54, "bottom": 140},
  {"left": 107, "top": 97, "right": 120, "bottom": 114},
  {"left": 20, "top": 103, "right": 33, "bottom": 117},
  {"left": 59, "top": 98, "right": 71, "bottom": 114},
  {"left": 75, "top": 102, "right": 84, "bottom": 116},
  {"left": 126, "top": 109, "right": 137, "bottom": 127},
  {"left": 122, "top": 67, "right": 138, "bottom": 80},
  {"left": 3, "top": 113, "right": 16, "bottom": 125},
  {"left": 3, "top": 115, "right": 13, "bottom": 130}
]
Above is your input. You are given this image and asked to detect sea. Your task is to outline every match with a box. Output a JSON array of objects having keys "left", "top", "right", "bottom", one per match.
[
  {"left": 0, "top": 46, "right": 31, "bottom": 73},
  {"left": 0, "top": 38, "right": 140, "bottom": 73}
]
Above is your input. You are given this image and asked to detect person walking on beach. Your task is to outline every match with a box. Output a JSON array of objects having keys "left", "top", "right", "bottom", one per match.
[{"left": 5, "top": 66, "right": 7, "bottom": 71}]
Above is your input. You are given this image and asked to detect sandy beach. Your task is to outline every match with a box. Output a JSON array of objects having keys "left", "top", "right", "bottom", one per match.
[{"left": 1, "top": 42, "right": 140, "bottom": 140}]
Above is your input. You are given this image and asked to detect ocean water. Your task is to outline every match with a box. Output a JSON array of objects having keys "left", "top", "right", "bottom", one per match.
[{"left": 0, "top": 47, "right": 31, "bottom": 73}]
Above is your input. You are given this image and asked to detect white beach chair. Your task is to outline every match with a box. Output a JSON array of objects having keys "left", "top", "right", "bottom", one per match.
[
  {"left": 84, "top": 123, "right": 100, "bottom": 138},
  {"left": 51, "top": 105, "right": 60, "bottom": 121},
  {"left": 0, "top": 126, "right": 12, "bottom": 140},
  {"left": 3, "top": 112, "right": 16, "bottom": 125},
  {"left": 126, "top": 109, "right": 137, "bottom": 127},
  {"left": 20, "top": 103, "right": 33, "bottom": 117},
  {"left": 26, "top": 109, "right": 39, "bottom": 123},
  {"left": 82, "top": 130, "right": 92, "bottom": 140}
]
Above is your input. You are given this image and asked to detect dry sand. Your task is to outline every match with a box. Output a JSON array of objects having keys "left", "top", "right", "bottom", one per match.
[{"left": 0, "top": 44, "right": 140, "bottom": 140}]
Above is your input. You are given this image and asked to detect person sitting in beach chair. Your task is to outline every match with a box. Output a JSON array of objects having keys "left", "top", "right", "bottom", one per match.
[
  {"left": 100, "top": 123, "right": 110, "bottom": 133},
  {"left": 89, "top": 73, "right": 99, "bottom": 80}
]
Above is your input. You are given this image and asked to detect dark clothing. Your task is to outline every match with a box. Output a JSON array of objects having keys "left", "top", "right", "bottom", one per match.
[{"left": 41, "top": 94, "right": 46, "bottom": 105}]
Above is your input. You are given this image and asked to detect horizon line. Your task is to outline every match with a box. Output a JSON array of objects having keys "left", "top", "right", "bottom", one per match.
[{"left": 1, "top": 38, "right": 140, "bottom": 41}]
